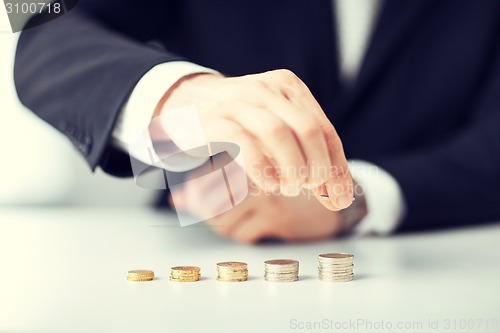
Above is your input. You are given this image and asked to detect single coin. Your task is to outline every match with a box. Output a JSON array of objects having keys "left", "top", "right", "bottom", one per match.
[
  {"left": 128, "top": 270, "right": 154, "bottom": 276},
  {"left": 318, "top": 254, "right": 354, "bottom": 265},
  {"left": 127, "top": 276, "right": 155, "bottom": 281},
  {"left": 217, "top": 270, "right": 248, "bottom": 274},
  {"left": 318, "top": 262, "right": 353, "bottom": 268},
  {"left": 319, "top": 269, "right": 354, "bottom": 275},
  {"left": 169, "top": 275, "right": 200, "bottom": 282},
  {"left": 319, "top": 253, "right": 354, "bottom": 260},
  {"left": 264, "top": 276, "right": 299, "bottom": 282},
  {"left": 171, "top": 266, "right": 200, "bottom": 272},
  {"left": 217, "top": 261, "right": 247, "bottom": 268},
  {"left": 264, "top": 259, "right": 298, "bottom": 265},
  {"left": 170, "top": 271, "right": 201, "bottom": 276},
  {"left": 318, "top": 274, "right": 353, "bottom": 282},
  {"left": 127, "top": 270, "right": 154, "bottom": 281}
]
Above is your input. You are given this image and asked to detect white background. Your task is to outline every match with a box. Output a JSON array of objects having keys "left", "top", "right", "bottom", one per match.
[
  {"left": 1, "top": 209, "right": 499, "bottom": 333},
  {"left": 0, "top": 30, "right": 154, "bottom": 206}
]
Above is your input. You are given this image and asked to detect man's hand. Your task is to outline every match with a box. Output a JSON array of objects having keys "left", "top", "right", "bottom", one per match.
[
  {"left": 172, "top": 177, "right": 367, "bottom": 244},
  {"left": 156, "top": 69, "right": 353, "bottom": 211},
  {"left": 170, "top": 159, "right": 367, "bottom": 244}
]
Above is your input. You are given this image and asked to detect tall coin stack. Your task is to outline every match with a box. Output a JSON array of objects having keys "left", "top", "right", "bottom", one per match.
[
  {"left": 264, "top": 259, "right": 299, "bottom": 282},
  {"left": 216, "top": 262, "right": 248, "bottom": 282},
  {"left": 318, "top": 253, "right": 354, "bottom": 282},
  {"left": 169, "top": 266, "right": 201, "bottom": 282}
]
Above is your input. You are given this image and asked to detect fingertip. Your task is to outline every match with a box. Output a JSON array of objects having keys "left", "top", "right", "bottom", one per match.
[
  {"left": 336, "top": 193, "right": 354, "bottom": 209},
  {"left": 317, "top": 198, "right": 342, "bottom": 211}
]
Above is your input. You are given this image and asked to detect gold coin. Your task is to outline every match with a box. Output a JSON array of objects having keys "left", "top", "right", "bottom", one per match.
[
  {"left": 171, "top": 266, "right": 200, "bottom": 272},
  {"left": 127, "top": 276, "right": 154, "bottom": 281},
  {"left": 217, "top": 270, "right": 247, "bottom": 274},
  {"left": 170, "top": 271, "right": 201, "bottom": 276},
  {"left": 127, "top": 275, "right": 154, "bottom": 279},
  {"left": 216, "top": 261, "right": 247, "bottom": 268},
  {"left": 127, "top": 270, "right": 154, "bottom": 281},
  {"left": 169, "top": 276, "right": 200, "bottom": 282},
  {"left": 127, "top": 270, "right": 154, "bottom": 276},
  {"left": 217, "top": 276, "right": 248, "bottom": 282}
]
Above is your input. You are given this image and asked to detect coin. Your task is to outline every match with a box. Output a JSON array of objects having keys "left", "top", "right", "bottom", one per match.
[
  {"left": 217, "top": 261, "right": 247, "bottom": 268},
  {"left": 319, "top": 253, "right": 354, "bottom": 260},
  {"left": 318, "top": 274, "right": 354, "bottom": 282},
  {"left": 127, "top": 270, "right": 154, "bottom": 281},
  {"left": 171, "top": 266, "right": 200, "bottom": 273},
  {"left": 217, "top": 261, "right": 248, "bottom": 282},
  {"left": 264, "top": 259, "right": 299, "bottom": 282},
  {"left": 318, "top": 253, "right": 354, "bottom": 282},
  {"left": 170, "top": 266, "right": 201, "bottom": 282},
  {"left": 318, "top": 267, "right": 354, "bottom": 274}
]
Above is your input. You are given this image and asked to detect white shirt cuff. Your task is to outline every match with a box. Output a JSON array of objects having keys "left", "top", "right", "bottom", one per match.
[
  {"left": 111, "top": 61, "right": 219, "bottom": 166},
  {"left": 348, "top": 159, "right": 406, "bottom": 235}
]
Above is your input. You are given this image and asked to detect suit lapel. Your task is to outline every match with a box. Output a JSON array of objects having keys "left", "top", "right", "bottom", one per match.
[{"left": 340, "top": 0, "right": 435, "bottom": 111}]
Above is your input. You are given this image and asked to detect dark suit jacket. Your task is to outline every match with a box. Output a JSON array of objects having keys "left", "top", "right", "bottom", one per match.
[{"left": 14, "top": 0, "right": 500, "bottom": 232}]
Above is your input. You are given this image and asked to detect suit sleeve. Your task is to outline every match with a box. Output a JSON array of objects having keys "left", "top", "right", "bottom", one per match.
[
  {"left": 14, "top": 0, "right": 183, "bottom": 176},
  {"left": 372, "top": 52, "right": 500, "bottom": 232}
]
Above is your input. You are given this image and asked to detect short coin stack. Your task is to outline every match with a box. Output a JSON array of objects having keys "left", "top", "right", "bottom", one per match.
[
  {"left": 170, "top": 266, "right": 201, "bottom": 282},
  {"left": 216, "top": 262, "right": 248, "bottom": 282},
  {"left": 318, "top": 253, "right": 354, "bottom": 282},
  {"left": 264, "top": 259, "right": 299, "bottom": 282},
  {"left": 127, "top": 270, "right": 155, "bottom": 282}
]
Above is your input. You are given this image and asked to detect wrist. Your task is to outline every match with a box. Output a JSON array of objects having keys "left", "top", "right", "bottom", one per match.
[{"left": 153, "top": 73, "right": 223, "bottom": 117}]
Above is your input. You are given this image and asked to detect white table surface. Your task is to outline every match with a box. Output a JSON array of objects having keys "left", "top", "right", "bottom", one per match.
[{"left": 0, "top": 208, "right": 499, "bottom": 333}]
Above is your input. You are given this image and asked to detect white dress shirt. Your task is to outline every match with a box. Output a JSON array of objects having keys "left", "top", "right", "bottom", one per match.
[{"left": 112, "top": 0, "right": 406, "bottom": 235}]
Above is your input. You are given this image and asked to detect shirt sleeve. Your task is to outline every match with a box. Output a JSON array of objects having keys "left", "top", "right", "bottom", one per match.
[
  {"left": 348, "top": 160, "right": 407, "bottom": 235},
  {"left": 112, "top": 61, "right": 219, "bottom": 167}
]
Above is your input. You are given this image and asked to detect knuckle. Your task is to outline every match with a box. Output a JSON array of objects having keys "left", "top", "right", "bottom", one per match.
[
  {"left": 252, "top": 79, "right": 270, "bottom": 91},
  {"left": 297, "top": 119, "right": 320, "bottom": 139},
  {"left": 323, "top": 126, "right": 341, "bottom": 144},
  {"left": 262, "top": 119, "right": 288, "bottom": 136},
  {"left": 275, "top": 69, "right": 299, "bottom": 84},
  {"left": 280, "top": 85, "right": 295, "bottom": 100},
  {"left": 241, "top": 80, "right": 274, "bottom": 106},
  {"left": 325, "top": 131, "right": 344, "bottom": 152}
]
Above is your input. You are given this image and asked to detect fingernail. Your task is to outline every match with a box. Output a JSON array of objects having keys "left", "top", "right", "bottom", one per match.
[{"left": 336, "top": 193, "right": 353, "bottom": 209}]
